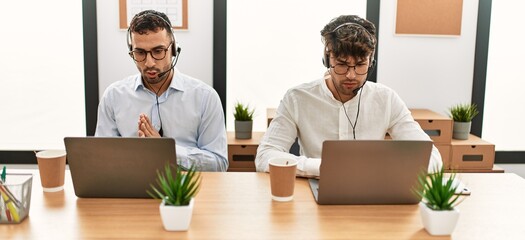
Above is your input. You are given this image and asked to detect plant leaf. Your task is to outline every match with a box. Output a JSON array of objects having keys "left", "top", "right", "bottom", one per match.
[
  {"left": 413, "top": 166, "right": 464, "bottom": 210},
  {"left": 146, "top": 162, "right": 202, "bottom": 206}
]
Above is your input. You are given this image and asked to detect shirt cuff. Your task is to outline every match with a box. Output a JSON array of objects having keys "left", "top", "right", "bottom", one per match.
[
  {"left": 175, "top": 144, "right": 189, "bottom": 169},
  {"left": 298, "top": 157, "right": 321, "bottom": 177}
]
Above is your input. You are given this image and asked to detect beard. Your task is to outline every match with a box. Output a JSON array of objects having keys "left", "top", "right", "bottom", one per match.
[
  {"left": 332, "top": 76, "right": 364, "bottom": 99},
  {"left": 328, "top": 70, "right": 366, "bottom": 98},
  {"left": 336, "top": 81, "right": 359, "bottom": 96},
  {"left": 141, "top": 66, "right": 170, "bottom": 85}
]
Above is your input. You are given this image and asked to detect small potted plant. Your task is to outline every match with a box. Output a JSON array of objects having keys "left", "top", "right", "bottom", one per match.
[
  {"left": 448, "top": 103, "right": 479, "bottom": 140},
  {"left": 414, "top": 167, "right": 465, "bottom": 236},
  {"left": 233, "top": 102, "right": 255, "bottom": 139},
  {"left": 148, "top": 163, "right": 202, "bottom": 231}
]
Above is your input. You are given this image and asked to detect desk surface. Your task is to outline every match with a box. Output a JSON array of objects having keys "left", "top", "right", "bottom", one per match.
[
  {"left": 227, "top": 131, "right": 265, "bottom": 145},
  {"left": 2, "top": 170, "right": 525, "bottom": 239}
]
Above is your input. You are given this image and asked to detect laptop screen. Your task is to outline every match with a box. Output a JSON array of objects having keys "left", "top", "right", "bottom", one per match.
[
  {"left": 64, "top": 137, "right": 177, "bottom": 198},
  {"left": 311, "top": 140, "right": 432, "bottom": 205}
]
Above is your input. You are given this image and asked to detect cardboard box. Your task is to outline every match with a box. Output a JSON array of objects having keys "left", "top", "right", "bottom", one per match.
[
  {"left": 450, "top": 134, "right": 495, "bottom": 170},
  {"left": 227, "top": 132, "right": 264, "bottom": 172},
  {"left": 410, "top": 109, "right": 453, "bottom": 144},
  {"left": 267, "top": 108, "right": 276, "bottom": 127},
  {"left": 435, "top": 144, "right": 451, "bottom": 170}
]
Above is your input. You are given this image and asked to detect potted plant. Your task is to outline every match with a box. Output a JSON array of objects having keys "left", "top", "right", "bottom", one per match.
[
  {"left": 233, "top": 102, "right": 255, "bottom": 139},
  {"left": 148, "top": 163, "right": 202, "bottom": 231},
  {"left": 448, "top": 103, "right": 479, "bottom": 140},
  {"left": 414, "top": 167, "right": 465, "bottom": 236}
]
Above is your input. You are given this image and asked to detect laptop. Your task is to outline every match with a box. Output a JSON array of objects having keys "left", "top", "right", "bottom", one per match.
[
  {"left": 64, "top": 137, "right": 177, "bottom": 198},
  {"left": 309, "top": 140, "right": 432, "bottom": 205}
]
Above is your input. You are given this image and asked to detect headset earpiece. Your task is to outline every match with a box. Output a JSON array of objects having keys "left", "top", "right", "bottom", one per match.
[
  {"left": 172, "top": 45, "right": 181, "bottom": 58},
  {"left": 323, "top": 52, "right": 330, "bottom": 68},
  {"left": 127, "top": 30, "right": 133, "bottom": 51}
]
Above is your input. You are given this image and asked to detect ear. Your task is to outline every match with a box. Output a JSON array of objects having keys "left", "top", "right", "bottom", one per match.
[
  {"left": 368, "top": 52, "right": 376, "bottom": 67},
  {"left": 370, "top": 59, "right": 376, "bottom": 68}
]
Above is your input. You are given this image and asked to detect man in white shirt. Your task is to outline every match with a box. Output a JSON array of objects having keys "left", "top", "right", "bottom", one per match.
[
  {"left": 255, "top": 15, "right": 442, "bottom": 177},
  {"left": 95, "top": 10, "right": 228, "bottom": 171}
]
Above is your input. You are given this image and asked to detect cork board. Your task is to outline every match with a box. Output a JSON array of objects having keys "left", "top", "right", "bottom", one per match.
[
  {"left": 119, "top": 0, "right": 188, "bottom": 30},
  {"left": 395, "top": 0, "right": 463, "bottom": 36}
]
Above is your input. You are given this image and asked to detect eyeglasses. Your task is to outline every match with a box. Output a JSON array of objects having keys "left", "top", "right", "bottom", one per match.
[
  {"left": 331, "top": 63, "right": 369, "bottom": 75},
  {"left": 129, "top": 43, "right": 172, "bottom": 62}
]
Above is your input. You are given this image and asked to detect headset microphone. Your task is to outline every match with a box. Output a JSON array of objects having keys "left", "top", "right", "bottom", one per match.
[
  {"left": 157, "top": 64, "right": 173, "bottom": 79},
  {"left": 352, "top": 59, "right": 376, "bottom": 95},
  {"left": 157, "top": 46, "right": 181, "bottom": 79}
]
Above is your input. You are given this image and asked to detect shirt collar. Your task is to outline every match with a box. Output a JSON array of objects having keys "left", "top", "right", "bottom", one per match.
[
  {"left": 321, "top": 74, "right": 339, "bottom": 102},
  {"left": 169, "top": 68, "right": 185, "bottom": 92}
]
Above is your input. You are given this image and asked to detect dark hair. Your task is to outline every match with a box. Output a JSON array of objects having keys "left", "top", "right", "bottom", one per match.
[
  {"left": 321, "top": 15, "right": 376, "bottom": 61},
  {"left": 129, "top": 10, "right": 173, "bottom": 37}
]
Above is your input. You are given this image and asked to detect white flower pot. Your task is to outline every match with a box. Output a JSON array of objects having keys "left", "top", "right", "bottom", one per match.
[
  {"left": 419, "top": 202, "right": 460, "bottom": 236},
  {"left": 159, "top": 198, "right": 195, "bottom": 231}
]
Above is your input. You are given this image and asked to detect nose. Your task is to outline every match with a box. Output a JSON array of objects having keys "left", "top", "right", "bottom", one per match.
[
  {"left": 345, "top": 66, "right": 357, "bottom": 78},
  {"left": 144, "top": 53, "right": 156, "bottom": 68}
]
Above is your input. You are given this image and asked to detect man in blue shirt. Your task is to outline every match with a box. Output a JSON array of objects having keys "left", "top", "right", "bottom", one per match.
[{"left": 95, "top": 10, "right": 228, "bottom": 172}]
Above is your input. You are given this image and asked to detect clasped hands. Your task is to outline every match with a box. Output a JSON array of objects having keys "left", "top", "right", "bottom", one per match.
[{"left": 138, "top": 113, "right": 161, "bottom": 138}]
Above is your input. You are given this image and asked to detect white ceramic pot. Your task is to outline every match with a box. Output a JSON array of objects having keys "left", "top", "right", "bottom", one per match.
[
  {"left": 159, "top": 198, "right": 195, "bottom": 231},
  {"left": 419, "top": 202, "right": 460, "bottom": 236}
]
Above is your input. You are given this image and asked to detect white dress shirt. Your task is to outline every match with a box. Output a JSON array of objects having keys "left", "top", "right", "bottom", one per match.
[
  {"left": 255, "top": 78, "right": 442, "bottom": 177},
  {"left": 95, "top": 68, "right": 228, "bottom": 172}
]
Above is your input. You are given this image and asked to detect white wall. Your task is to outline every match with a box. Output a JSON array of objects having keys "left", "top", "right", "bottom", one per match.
[
  {"left": 0, "top": 0, "right": 85, "bottom": 150},
  {"left": 483, "top": 1, "right": 525, "bottom": 151},
  {"left": 96, "top": 0, "right": 213, "bottom": 98},
  {"left": 377, "top": 0, "right": 479, "bottom": 117},
  {"left": 226, "top": 0, "right": 367, "bottom": 132}
]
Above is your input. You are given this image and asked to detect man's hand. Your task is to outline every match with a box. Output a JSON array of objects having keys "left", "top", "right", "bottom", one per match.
[{"left": 137, "top": 113, "right": 161, "bottom": 138}]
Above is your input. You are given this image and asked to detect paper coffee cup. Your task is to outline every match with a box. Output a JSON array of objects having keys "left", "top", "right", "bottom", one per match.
[
  {"left": 35, "top": 150, "right": 67, "bottom": 192},
  {"left": 269, "top": 158, "right": 298, "bottom": 202}
]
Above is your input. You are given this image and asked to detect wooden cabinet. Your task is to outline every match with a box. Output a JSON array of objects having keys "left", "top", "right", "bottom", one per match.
[{"left": 227, "top": 132, "right": 265, "bottom": 172}]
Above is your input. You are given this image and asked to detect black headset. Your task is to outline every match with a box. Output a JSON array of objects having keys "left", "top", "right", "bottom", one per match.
[
  {"left": 126, "top": 11, "right": 181, "bottom": 57},
  {"left": 322, "top": 22, "right": 376, "bottom": 70}
]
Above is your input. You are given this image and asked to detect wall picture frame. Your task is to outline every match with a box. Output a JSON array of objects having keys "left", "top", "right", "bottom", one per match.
[
  {"left": 395, "top": 0, "right": 463, "bottom": 36},
  {"left": 119, "top": 0, "right": 188, "bottom": 30}
]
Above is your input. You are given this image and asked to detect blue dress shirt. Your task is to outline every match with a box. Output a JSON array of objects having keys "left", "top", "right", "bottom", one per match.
[{"left": 95, "top": 69, "right": 228, "bottom": 171}]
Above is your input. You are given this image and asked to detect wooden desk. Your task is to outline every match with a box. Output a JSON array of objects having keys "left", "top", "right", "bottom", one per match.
[
  {"left": 2, "top": 170, "right": 525, "bottom": 239},
  {"left": 446, "top": 165, "right": 505, "bottom": 173}
]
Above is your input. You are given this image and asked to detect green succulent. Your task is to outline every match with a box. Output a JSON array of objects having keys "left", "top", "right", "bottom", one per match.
[
  {"left": 449, "top": 103, "right": 479, "bottom": 122},
  {"left": 233, "top": 102, "right": 255, "bottom": 121},
  {"left": 147, "top": 163, "right": 201, "bottom": 206},
  {"left": 414, "top": 167, "right": 464, "bottom": 210}
]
